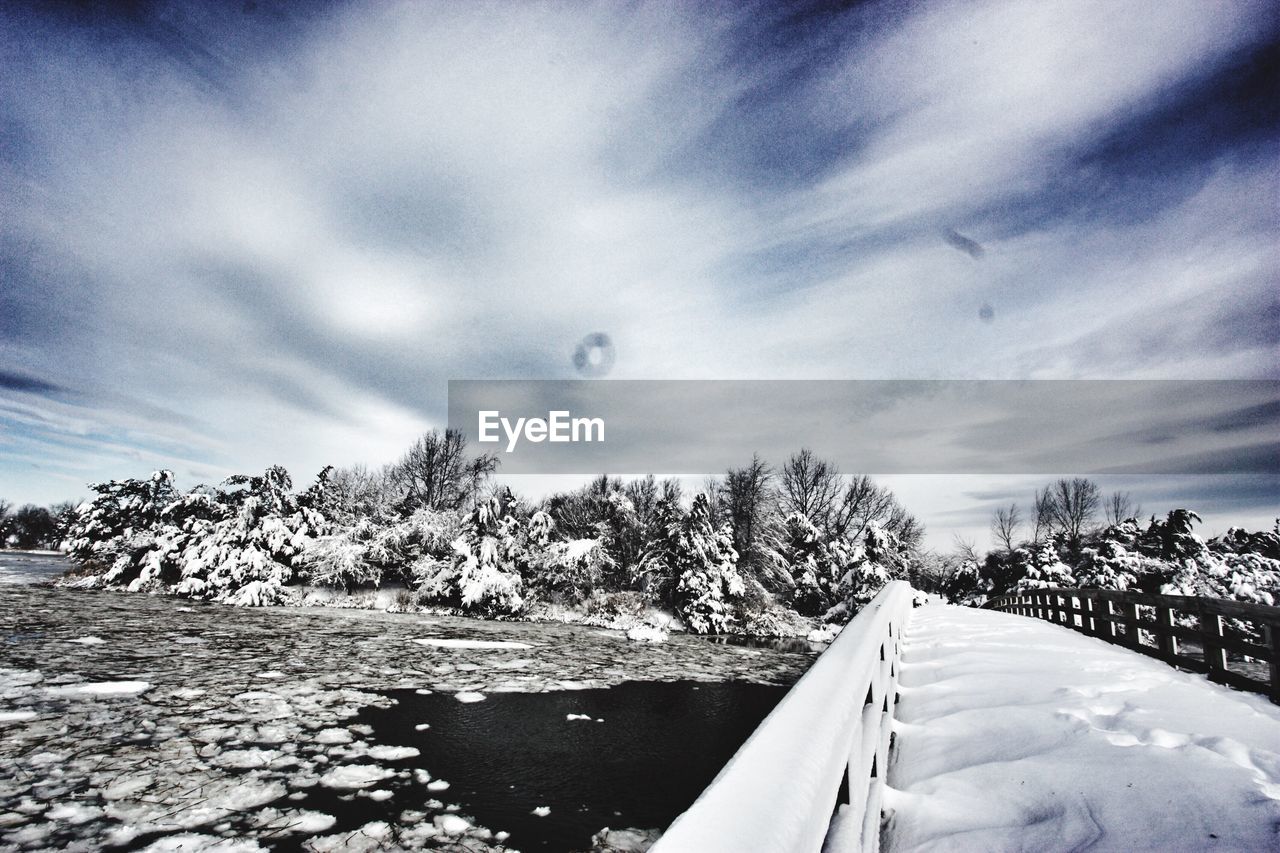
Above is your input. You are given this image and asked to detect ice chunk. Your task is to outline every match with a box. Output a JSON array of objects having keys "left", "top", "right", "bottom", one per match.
[
  {"left": 626, "top": 625, "right": 669, "bottom": 644},
  {"left": 435, "top": 814, "right": 471, "bottom": 835},
  {"left": 567, "top": 713, "right": 592, "bottom": 721},
  {"left": 137, "top": 833, "right": 264, "bottom": 851},
  {"left": 427, "top": 779, "right": 450, "bottom": 792},
  {"left": 532, "top": 806, "right": 551, "bottom": 817},
  {"left": 314, "top": 728, "right": 354, "bottom": 745},
  {"left": 0, "top": 710, "right": 36, "bottom": 723},
  {"left": 413, "top": 638, "right": 533, "bottom": 649},
  {"left": 69, "top": 636, "right": 106, "bottom": 645},
  {"left": 318, "top": 765, "right": 396, "bottom": 790},
  {"left": 62, "top": 680, "right": 151, "bottom": 696},
  {"left": 367, "top": 745, "right": 419, "bottom": 761},
  {"left": 454, "top": 691, "right": 486, "bottom": 703}
]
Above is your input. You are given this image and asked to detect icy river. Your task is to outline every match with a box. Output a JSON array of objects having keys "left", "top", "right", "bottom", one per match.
[{"left": 0, "top": 574, "right": 818, "bottom": 851}]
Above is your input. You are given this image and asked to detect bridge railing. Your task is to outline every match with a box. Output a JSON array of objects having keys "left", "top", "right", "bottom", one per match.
[
  {"left": 653, "top": 581, "right": 916, "bottom": 853},
  {"left": 986, "top": 587, "right": 1280, "bottom": 703}
]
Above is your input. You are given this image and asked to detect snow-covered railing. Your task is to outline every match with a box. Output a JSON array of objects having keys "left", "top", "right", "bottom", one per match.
[
  {"left": 986, "top": 588, "right": 1280, "bottom": 703},
  {"left": 654, "top": 581, "right": 916, "bottom": 853}
]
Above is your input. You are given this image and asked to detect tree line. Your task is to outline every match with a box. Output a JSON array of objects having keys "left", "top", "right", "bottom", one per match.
[
  {"left": 51, "top": 430, "right": 926, "bottom": 634},
  {"left": 0, "top": 499, "right": 77, "bottom": 550},
  {"left": 943, "top": 478, "right": 1280, "bottom": 633}
]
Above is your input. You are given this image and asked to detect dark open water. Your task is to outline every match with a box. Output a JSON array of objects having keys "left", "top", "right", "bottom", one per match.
[{"left": 304, "top": 680, "right": 787, "bottom": 851}]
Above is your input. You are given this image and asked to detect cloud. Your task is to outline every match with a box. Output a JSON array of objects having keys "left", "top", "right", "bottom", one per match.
[{"left": 0, "top": 0, "right": 1276, "bottom": 516}]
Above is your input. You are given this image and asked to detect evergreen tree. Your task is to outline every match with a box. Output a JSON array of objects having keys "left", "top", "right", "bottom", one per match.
[{"left": 673, "top": 494, "right": 746, "bottom": 634}]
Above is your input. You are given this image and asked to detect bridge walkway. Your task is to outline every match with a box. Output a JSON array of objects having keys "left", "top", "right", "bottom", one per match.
[{"left": 885, "top": 604, "right": 1280, "bottom": 851}]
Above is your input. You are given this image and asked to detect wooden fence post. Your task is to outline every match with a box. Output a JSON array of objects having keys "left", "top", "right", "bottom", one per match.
[
  {"left": 1202, "top": 606, "right": 1228, "bottom": 684},
  {"left": 1266, "top": 623, "right": 1280, "bottom": 704},
  {"left": 1123, "top": 601, "right": 1141, "bottom": 649},
  {"left": 1156, "top": 605, "right": 1178, "bottom": 662}
]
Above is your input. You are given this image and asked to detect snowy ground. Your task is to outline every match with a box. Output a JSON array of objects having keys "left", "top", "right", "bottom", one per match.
[
  {"left": 0, "top": 586, "right": 812, "bottom": 851},
  {"left": 887, "top": 604, "right": 1280, "bottom": 852}
]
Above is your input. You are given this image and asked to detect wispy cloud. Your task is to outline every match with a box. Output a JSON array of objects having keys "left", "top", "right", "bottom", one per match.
[{"left": 1, "top": 0, "right": 1276, "bottom": 509}]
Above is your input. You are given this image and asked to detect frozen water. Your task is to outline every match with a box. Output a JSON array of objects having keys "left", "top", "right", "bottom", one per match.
[{"left": 0, "top": 585, "right": 812, "bottom": 850}]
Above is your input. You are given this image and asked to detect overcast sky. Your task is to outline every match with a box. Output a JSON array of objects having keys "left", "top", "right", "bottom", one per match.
[{"left": 2, "top": 0, "right": 1277, "bottom": 546}]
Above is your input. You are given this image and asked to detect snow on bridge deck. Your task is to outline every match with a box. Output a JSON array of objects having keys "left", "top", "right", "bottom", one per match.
[{"left": 886, "top": 603, "right": 1280, "bottom": 852}]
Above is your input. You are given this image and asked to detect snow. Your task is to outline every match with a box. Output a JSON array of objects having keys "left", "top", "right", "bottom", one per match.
[
  {"left": 562, "top": 538, "right": 602, "bottom": 560},
  {"left": 532, "top": 805, "right": 551, "bottom": 817},
  {"left": 413, "top": 637, "right": 533, "bottom": 649},
  {"left": 886, "top": 604, "right": 1280, "bottom": 851},
  {"left": 454, "top": 691, "right": 486, "bottom": 703}
]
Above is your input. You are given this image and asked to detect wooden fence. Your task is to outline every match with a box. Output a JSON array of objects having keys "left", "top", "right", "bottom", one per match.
[
  {"left": 985, "top": 588, "right": 1280, "bottom": 703},
  {"left": 653, "top": 581, "right": 916, "bottom": 853}
]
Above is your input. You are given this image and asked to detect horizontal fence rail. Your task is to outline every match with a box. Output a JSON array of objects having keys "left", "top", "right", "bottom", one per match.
[
  {"left": 985, "top": 588, "right": 1280, "bottom": 703},
  {"left": 653, "top": 581, "right": 917, "bottom": 853}
]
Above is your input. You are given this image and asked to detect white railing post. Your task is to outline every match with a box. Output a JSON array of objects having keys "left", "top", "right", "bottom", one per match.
[{"left": 653, "top": 582, "right": 916, "bottom": 853}]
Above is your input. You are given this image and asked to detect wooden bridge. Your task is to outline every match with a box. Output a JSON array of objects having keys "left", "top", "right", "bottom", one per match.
[{"left": 654, "top": 583, "right": 1280, "bottom": 852}]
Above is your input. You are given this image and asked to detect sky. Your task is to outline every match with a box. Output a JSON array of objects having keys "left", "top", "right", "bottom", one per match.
[{"left": 2, "top": 0, "right": 1278, "bottom": 548}]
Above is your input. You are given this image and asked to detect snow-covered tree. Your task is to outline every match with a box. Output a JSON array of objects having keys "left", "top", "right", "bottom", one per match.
[
  {"left": 66, "top": 470, "right": 182, "bottom": 583},
  {"left": 824, "top": 523, "right": 908, "bottom": 622},
  {"left": 1011, "top": 540, "right": 1076, "bottom": 592},
  {"left": 942, "top": 558, "right": 987, "bottom": 606},
  {"left": 418, "top": 488, "right": 525, "bottom": 616},
  {"left": 672, "top": 494, "right": 746, "bottom": 634},
  {"left": 174, "top": 466, "right": 332, "bottom": 605},
  {"left": 777, "top": 512, "right": 847, "bottom": 616}
]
